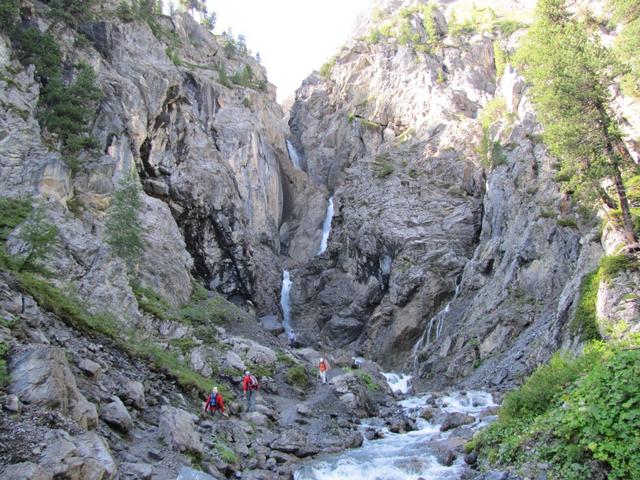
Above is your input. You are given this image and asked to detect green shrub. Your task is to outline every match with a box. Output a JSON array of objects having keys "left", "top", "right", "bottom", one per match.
[
  {"left": 500, "top": 346, "right": 603, "bottom": 421},
  {"left": 276, "top": 350, "right": 297, "bottom": 367},
  {"left": 0, "top": 0, "right": 19, "bottom": 31},
  {"left": 131, "top": 281, "right": 176, "bottom": 321},
  {"left": 570, "top": 269, "right": 601, "bottom": 341},
  {"left": 286, "top": 365, "right": 308, "bottom": 388},
  {"left": 556, "top": 217, "right": 578, "bottom": 229},
  {"left": 215, "top": 441, "right": 238, "bottom": 464},
  {"left": 372, "top": 153, "right": 395, "bottom": 178},
  {"left": 599, "top": 254, "right": 638, "bottom": 280},
  {"left": 0, "top": 342, "right": 9, "bottom": 387},
  {"left": 354, "top": 370, "right": 378, "bottom": 391},
  {"left": 494, "top": 19, "right": 526, "bottom": 36},
  {"left": 319, "top": 57, "right": 336, "bottom": 79},
  {"left": 493, "top": 41, "right": 508, "bottom": 78},
  {"left": 535, "top": 349, "right": 640, "bottom": 479}
]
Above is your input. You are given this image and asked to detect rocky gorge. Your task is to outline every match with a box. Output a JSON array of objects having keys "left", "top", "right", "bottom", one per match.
[{"left": 0, "top": 0, "right": 639, "bottom": 479}]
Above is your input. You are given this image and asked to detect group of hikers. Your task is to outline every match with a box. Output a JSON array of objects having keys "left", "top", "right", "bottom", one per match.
[{"left": 203, "top": 354, "right": 332, "bottom": 416}]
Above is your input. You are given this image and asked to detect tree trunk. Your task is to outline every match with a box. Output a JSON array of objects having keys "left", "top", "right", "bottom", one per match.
[{"left": 612, "top": 164, "right": 638, "bottom": 245}]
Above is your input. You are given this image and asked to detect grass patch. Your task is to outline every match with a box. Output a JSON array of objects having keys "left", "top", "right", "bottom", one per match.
[
  {"left": 285, "top": 365, "right": 309, "bottom": 388},
  {"left": 556, "top": 217, "right": 578, "bottom": 229},
  {"left": 0, "top": 197, "right": 32, "bottom": 269},
  {"left": 215, "top": 441, "right": 238, "bottom": 464},
  {"left": 17, "top": 272, "right": 119, "bottom": 338},
  {"left": 319, "top": 57, "right": 336, "bottom": 79},
  {"left": 131, "top": 281, "right": 177, "bottom": 322},
  {"left": 354, "top": 370, "right": 379, "bottom": 391},
  {"left": 372, "top": 153, "right": 395, "bottom": 178},
  {"left": 599, "top": 254, "right": 638, "bottom": 281},
  {"left": 276, "top": 350, "right": 297, "bottom": 367}
]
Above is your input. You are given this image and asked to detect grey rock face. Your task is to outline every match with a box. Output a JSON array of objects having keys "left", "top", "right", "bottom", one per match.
[
  {"left": 176, "top": 467, "right": 218, "bottom": 480},
  {"left": 100, "top": 396, "right": 133, "bottom": 433},
  {"left": 38, "top": 430, "right": 117, "bottom": 480},
  {"left": 158, "top": 405, "right": 203, "bottom": 453},
  {"left": 119, "top": 379, "right": 146, "bottom": 410},
  {"left": 9, "top": 345, "right": 98, "bottom": 428},
  {"left": 0, "top": 462, "right": 52, "bottom": 480}
]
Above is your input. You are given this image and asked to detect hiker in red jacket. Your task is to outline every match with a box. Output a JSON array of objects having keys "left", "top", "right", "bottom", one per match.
[
  {"left": 319, "top": 357, "right": 330, "bottom": 384},
  {"left": 242, "top": 370, "right": 259, "bottom": 413},
  {"left": 204, "top": 386, "right": 225, "bottom": 415}
]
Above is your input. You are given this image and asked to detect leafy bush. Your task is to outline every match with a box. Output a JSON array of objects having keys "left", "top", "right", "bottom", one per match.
[
  {"left": 286, "top": 365, "right": 309, "bottom": 388},
  {"left": 500, "top": 346, "right": 603, "bottom": 421},
  {"left": 493, "top": 41, "right": 508, "bottom": 78},
  {"left": 0, "top": 0, "right": 19, "bottom": 31},
  {"left": 570, "top": 269, "right": 601, "bottom": 340},
  {"left": 354, "top": 370, "right": 378, "bottom": 391},
  {"left": 494, "top": 19, "right": 527, "bottom": 35},
  {"left": 556, "top": 217, "right": 578, "bottom": 229}
]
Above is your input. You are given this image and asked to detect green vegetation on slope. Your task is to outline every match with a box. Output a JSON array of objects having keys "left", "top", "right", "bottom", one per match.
[
  {"left": 609, "top": 0, "right": 640, "bottom": 97},
  {"left": 469, "top": 343, "right": 640, "bottom": 479}
]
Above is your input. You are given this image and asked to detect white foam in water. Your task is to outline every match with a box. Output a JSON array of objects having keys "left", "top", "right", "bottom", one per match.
[
  {"left": 294, "top": 390, "right": 497, "bottom": 480},
  {"left": 317, "top": 197, "right": 334, "bottom": 255},
  {"left": 382, "top": 372, "right": 412, "bottom": 394},
  {"left": 286, "top": 140, "right": 302, "bottom": 170},
  {"left": 280, "top": 270, "right": 293, "bottom": 331}
]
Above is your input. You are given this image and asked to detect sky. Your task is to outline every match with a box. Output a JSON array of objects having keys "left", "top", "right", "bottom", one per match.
[{"left": 206, "top": 0, "right": 372, "bottom": 103}]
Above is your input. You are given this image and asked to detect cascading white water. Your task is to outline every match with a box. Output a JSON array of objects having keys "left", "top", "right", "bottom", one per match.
[
  {"left": 317, "top": 196, "right": 334, "bottom": 255},
  {"left": 382, "top": 372, "right": 413, "bottom": 395},
  {"left": 286, "top": 140, "right": 303, "bottom": 170},
  {"left": 294, "top": 375, "right": 497, "bottom": 480},
  {"left": 412, "top": 284, "right": 461, "bottom": 370},
  {"left": 280, "top": 270, "right": 293, "bottom": 331}
]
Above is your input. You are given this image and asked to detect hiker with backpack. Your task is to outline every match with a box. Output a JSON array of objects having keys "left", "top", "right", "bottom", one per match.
[
  {"left": 204, "top": 386, "right": 225, "bottom": 416},
  {"left": 287, "top": 329, "right": 297, "bottom": 348},
  {"left": 242, "top": 370, "right": 259, "bottom": 413},
  {"left": 318, "top": 357, "right": 330, "bottom": 384}
]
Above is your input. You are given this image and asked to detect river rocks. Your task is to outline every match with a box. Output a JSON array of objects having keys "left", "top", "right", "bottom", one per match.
[
  {"left": 9, "top": 345, "right": 98, "bottom": 428},
  {"left": 100, "top": 397, "right": 133, "bottom": 433},
  {"left": 158, "top": 406, "right": 203, "bottom": 453},
  {"left": 271, "top": 429, "right": 320, "bottom": 458},
  {"left": 440, "top": 412, "right": 476, "bottom": 431}
]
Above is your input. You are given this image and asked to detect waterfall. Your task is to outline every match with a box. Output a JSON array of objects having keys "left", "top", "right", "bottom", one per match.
[
  {"left": 286, "top": 140, "right": 302, "bottom": 170},
  {"left": 317, "top": 196, "right": 334, "bottom": 255},
  {"left": 412, "top": 284, "right": 460, "bottom": 369},
  {"left": 280, "top": 270, "right": 293, "bottom": 331}
]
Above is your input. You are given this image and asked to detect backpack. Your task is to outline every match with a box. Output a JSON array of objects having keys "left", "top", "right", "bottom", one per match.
[
  {"left": 209, "top": 393, "right": 218, "bottom": 408},
  {"left": 248, "top": 375, "right": 258, "bottom": 389}
]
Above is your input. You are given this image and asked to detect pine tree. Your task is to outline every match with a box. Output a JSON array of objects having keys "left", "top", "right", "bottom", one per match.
[
  {"left": 18, "top": 202, "right": 58, "bottom": 272},
  {"left": 517, "top": 0, "right": 638, "bottom": 244},
  {"left": 105, "top": 173, "right": 145, "bottom": 274}
]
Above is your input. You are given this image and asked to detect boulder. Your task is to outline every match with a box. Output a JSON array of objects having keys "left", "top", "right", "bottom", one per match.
[
  {"left": 120, "top": 463, "right": 153, "bottom": 480},
  {"left": 439, "top": 412, "right": 475, "bottom": 431},
  {"left": 224, "top": 350, "right": 246, "bottom": 372},
  {"left": 259, "top": 315, "right": 284, "bottom": 336},
  {"left": 9, "top": 345, "right": 98, "bottom": 428},
  {"left": 4, "top": 394, "right": 22, "bottom": 413},
  {"left": 78, "top": 359, "right": 102, "bottom": 378},
  {"left": 100, "top": 396, "right": 133, "bottom": 433},
  {"left": 38, "top": 430, "right": 116, "bottom": 480},
  {"left": 0, "top": 462, "right": 52, "bottom": 480},
  {"left": 245, "top": 343, "right": 277, "bottom": 365},
  {"left": 176, "top": 467, "right": 218, "bottom": 480},
  {"left": 120, "top": 379, "right": 146, "bottom": 410},
  {"left": 271, "top": 429, "right": 319, "bottom": 458},
  {"left": 158, "top": 406, "right": 203, "bottom": 453}
]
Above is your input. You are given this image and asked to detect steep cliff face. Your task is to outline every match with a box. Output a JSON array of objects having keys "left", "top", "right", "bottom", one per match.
[
  {"left": 285, "top": 0, "right": 629, "bottom": 389},
  {"left": 0, "top": 1, "right": 320, "bottom": 317}
]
